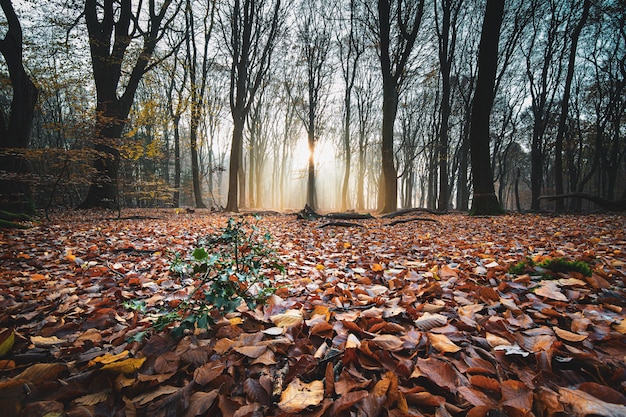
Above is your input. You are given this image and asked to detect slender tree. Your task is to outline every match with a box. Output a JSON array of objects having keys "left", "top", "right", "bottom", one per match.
[
  {"left": 369, "top": 0, "right": 425, "bottom": 213},
  {"left": 553, "top": 0, "right": 591, "bottom": 210},
  {"left": 289, "top": 0, "right": 334, "bottom": 210},
  {"left": 185, "top": 0, "right": 216, "bottom": 208},
  {"left": 221, "top": 0, "right": 283, "bottom": 212},
  {"left": 0, "top": 0, "right": 39, "bottom": 214},
  {"left": 435, "top": 0, "right": 463, "bottom": 212},
  {"left": 468, "top": 0, "right": 505, "bottom": 215},
  {"left": 79, "top": 0, "right": 182, "bottom": 209}
]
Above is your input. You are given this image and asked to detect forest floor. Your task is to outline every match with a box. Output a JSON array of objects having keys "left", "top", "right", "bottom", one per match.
[{"left": 0, "top": 209, "right": 625, "bottom": 417}]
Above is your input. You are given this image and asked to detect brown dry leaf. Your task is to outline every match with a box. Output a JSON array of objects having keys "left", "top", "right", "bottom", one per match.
[
  {"left": 501, "top": 380, "right": 532, "bottom": 414},
  {"left": 559, "top": 387, "right": 626, "bottom": 417},
  {"left": 458, "top": 386, "right": 498, "bottom": 409},
  {"left": 439, "top": 265, "right": 459, "bottom": 279},
  {"left": 132, "top": 385, "right": 180, "bottom": 406},
  {"left": 183, "top": 390, "right": 219, "bottom": 417},
  {"left": 193, "top": 361, "right": 226, "bottom": 385},
  {"left": 485, "top": 332, "right": 510, "bottom": 347},
  {"left": 74, "top": 390, "right": 110, "bottom": 406},
  {"left": 578, "top": 382, "right": 626, "bottom": 406},
  {"left": 428, "top": 333, "right": 461, "bottom": 353},
  {"left": 370, "top": 334, "right": 404, "bottom": 351},
  {"left": 415, "top": 357, "right": 458, "bottom": 391},
  {"left": 15, "top": 363, "right": 66, "bottom": 382},
  {"left": 553, "top": 326, "right": 587, "bottom": 342},
  {"left": 277, "top": 378, "right": 324, "bottom": 413},
  {"left": 470, "top": 375, "right": 501, "bottom": 394},
  {"left": 328, "top": 390, "right": 369, "bottom": 415},
  {"left": 534, "top": 281, "right": 568, "bottom": 302},
  {"left": 30, "top": 335, "right": 65, "bottom": 347},
  {"left": 271, "top": 310, "right": 303, "bottom": 328},
  {"left": 233, "top": 345, "right": 267, "bottom": 358},
  {"left": 414, "top": 312, "right": 448, "bottom": 331},
  {"left": 612, "top": 319, "right": 626, "bottom": 334}
]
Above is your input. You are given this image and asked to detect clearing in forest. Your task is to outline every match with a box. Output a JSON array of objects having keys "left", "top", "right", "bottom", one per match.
[{"left": 0, "top": 210, "right": 625, "bottom": 417}]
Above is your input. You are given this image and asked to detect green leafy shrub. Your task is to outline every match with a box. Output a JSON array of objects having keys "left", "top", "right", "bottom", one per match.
[
  {"left": 163, "top": 217, "right": 284, "bottom": 336},
  {"left": 508, "top": 257, "right": 592, "bottom": 277}
]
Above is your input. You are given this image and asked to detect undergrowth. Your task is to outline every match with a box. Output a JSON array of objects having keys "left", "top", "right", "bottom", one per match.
[
  {"left": 128, "top": 217, "right": 284, "bottom": 338},
  {"left": 509, "top": 257, "right": 593, "bottom": 277}
]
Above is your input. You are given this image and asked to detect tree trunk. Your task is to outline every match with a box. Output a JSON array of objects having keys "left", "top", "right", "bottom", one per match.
[
  {"left": 0, "top": 0, "right": 38, "bottom": 214},
  {"left": 173, "top": 116, "right": 181, "bottom": 207},
  {"left": 554, "top": 0, "right": 590, "bottom": 211},
  {"left": 469, "top": 0, "right": 505, "bottom": 215},
  {"left": 226, "top": 114, "right": 245, "bottom": 212},
  {"left": 80, "top": 0, "right": 176, "bottom": 209},
  {"left": 380, "top": 82, "right": 398, "bottom": 213}
]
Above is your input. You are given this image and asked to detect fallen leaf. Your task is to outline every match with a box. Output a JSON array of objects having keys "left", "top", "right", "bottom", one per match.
[
  {"left": 553, "top": 326, "right": 587, "bottom": 342},
  {"left": 132, "top": 385, "right": 180, "bottom": 406},
  {"left": 193, "top": 362, "right": 226, "bottom": 385},
  {"left": 0, "top": 329, "right": 15, "bottom": 358},
  {"left": 184, "top": 390, "right": 218, "bottom": 417},
  {"left": 428, "top": 333, "right": 461, "bottom": 353},
  {"left": 30, "top": 335, "right": 65, "bottom": 347},
  {"left": 370, "top": 334, "right": 404, "bottom": 351},
  {"left": 74, "top": 390, "right": 110, "bottom": 406},
  {"left": 278, "top": 378, "right": 324, "bottom": 413},
  {"left": 101, "top": 357, "right": 146, "bottom": 373},
  {"left": 559, "top": 387, "right": 626, "bottom": 417},
  {"left": 271, "top": 310, "right": 303, "bottom": 328},
  {"left": 414, "top": 312, "right": 448, "bottom": 331}
]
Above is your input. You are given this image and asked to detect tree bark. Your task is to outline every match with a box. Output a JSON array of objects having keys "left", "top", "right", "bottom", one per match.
[
  {"left": 0, "top": 0, "right": 38, "bottom": 214},
  {"left": 469, "top": 0, "right": 505, "bottom": 216}
]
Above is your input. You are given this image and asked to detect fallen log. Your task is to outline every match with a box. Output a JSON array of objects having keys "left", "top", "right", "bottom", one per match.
[
  {"left": 381, "top": 208, "right": 444, "bottom": 219},
  {"left": 538, "top": 193, "right": 626, "bottom": 211},
  {"left": 387, "top": 217, "right": 442, "bottom": 226},
  {"left": 318, "top": 221, "right": 365, "bottom": 228}
]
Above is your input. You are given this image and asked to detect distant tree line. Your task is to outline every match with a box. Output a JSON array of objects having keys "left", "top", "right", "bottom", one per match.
[{"left": 0, "top": 0, "right": 624, "bottom": 214}]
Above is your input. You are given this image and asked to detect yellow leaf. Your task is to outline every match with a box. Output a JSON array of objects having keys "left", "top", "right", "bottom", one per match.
[
  {"left": 228, "top": 317, "right": 243, "bottom": 326},
  {"left": 90, "top": 350, "right": 130, "bottom": 366},
  {"left": 0, "top": 329, "right": 15, "bottom": 358},
  {"left": 343, "top": 242, "right": 351, "bottom": 249},
  {"left": 101, "top": 357, "right": 146, "bottom": 374},
  {"left": 270, "top": 310, "right": 303, "bottom": 328},
  {"left": 278, "top": 378, "right": 324, "bottom": 413},
  {"left": 428, "top": 333, "right": 461, "bottom": 353},
  {"left": 371, "top": 263, "right": 384, "bottom": 272},
  {"left": 613, "top": 319, "right": 626, "bottom": 334},
  {"left": 316, "top": 264, "right": 325, "bottom": 271}
]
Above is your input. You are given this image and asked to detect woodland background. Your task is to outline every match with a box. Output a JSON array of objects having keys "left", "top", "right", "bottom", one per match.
[{"left": 0, "top": 0, "right": 624, "bottom": 215}]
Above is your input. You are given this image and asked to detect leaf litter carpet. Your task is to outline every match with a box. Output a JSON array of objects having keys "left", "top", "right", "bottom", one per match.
[{"left": 1, "top": 210, "right": 625, "bottom": 417}]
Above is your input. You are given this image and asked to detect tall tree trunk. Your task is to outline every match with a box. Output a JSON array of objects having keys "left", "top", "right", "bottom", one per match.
[
  {"left": 380, "top": 82, "right": 398, "bottom": 212},
  {"left": 173, "top": 116, "right": 181, "bottom": 207},
  {"left": 554, "top": 0, "right": 590, "bottom": 211},
  {"left": 80, "top": 0, "right": 176, "bottom": 209},
  {"left": 0, "top": 0, "right": 38, "bottom": 214},
  {"left": 469, "top": 0, "right": 505, "bottom": 215},
  {"left": 226, "top": 114, "right": 245, "bottom": 212}
]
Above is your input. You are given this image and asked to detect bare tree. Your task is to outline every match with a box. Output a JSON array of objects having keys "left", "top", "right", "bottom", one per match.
[
  {"left": 434, "top": 0, "right": 464, "bottom": 212},
  {"left": 221, "top": 0, "right": 283, "bottom": 212},
  {"left": 364, "top": 0, "right": 425, "bottom": 213},
  {"left": 0, "top": 0, "right": 38, "bottom": 213},
  {"left": 185, "top": 0, "right": 216, "bottom": 208},
  {"left": 468, "top": 0, "right": 505, "bottom": 215},
  {"left": 78, "top": 0, "right": 182, "bottom": 209},
  {"left": 553, "top": 0, "right": 591, "bottom": 211},
  {"left": 288, "top": 0, "right": 334, "bottom": 210}
]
